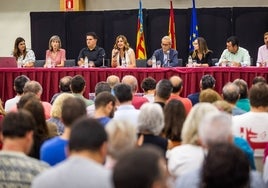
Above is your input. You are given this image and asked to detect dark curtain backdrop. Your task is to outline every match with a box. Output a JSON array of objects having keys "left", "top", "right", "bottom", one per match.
[{"left": 30, "top": 7, "right": 268, "bottom": 66}]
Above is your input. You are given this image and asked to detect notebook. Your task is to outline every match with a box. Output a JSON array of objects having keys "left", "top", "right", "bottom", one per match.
[{"left": 0, "top": 57, "right": 18, "bottom": 68}]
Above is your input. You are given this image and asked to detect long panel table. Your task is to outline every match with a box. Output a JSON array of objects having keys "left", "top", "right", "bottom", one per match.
[{"left": 1, "top": 67, "right": 268, "bottom": 103}]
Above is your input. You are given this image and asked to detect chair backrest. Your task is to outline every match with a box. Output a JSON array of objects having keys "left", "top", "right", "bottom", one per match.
[
  {"left": 136, "top": 59, "right": 147, "bottom": 67},
  {"left": 212, "top": 58, "right": 219, "bottom": 66},
  {"left": 35, "top": 60, "right": 45, "bottom": 67},
  {"left": 178, "top": 58, "right": 183, "bottom": 67},
  {"left": 65, "top": 59, "right": 76, "bottom": 67}
]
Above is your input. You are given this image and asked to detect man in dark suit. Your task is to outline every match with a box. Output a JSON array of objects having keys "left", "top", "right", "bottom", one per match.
[{"left": 147, "top": 36, "right": 179, "bottom": 67}]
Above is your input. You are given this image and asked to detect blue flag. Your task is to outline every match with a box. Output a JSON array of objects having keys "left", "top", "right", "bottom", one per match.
[{"left": 189, "top": 0, "right": 198, "bottom": 52}]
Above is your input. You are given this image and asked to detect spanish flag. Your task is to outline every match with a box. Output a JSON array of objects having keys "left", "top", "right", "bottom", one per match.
[
  {"left": 168, "top": 0, "right": 176, "bottom": 50},
  {"left": 136, "top": 0, "right": 147, "bottom": 59}
]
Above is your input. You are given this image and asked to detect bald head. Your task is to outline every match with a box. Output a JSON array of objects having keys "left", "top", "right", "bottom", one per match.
[
  {"left": 106, "top": 75, "right": 120, "bottom": 88},
  {"left": 222, "top": 82, "right": 240, "bottom": 104},
  {"left": 121, "top": 75, "right": 138, "bottom": 93},
  {"left": 169, "top": 76, "right": 183, "bottom": 93}
]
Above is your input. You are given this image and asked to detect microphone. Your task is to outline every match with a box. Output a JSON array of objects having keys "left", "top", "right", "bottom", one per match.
[
  {"left": 166, "top": 50, "right": 171, "bottom": 67},
  {"left": 101, "top": 52, "right": 107, "bottom": 68}
]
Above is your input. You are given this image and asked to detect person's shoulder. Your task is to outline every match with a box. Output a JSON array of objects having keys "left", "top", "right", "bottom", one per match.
[
  {"left": 27, "top": 48, "right": 35, "bottom": 54},
  {"left": 59, "top": 48, "right": 66, "bottom": 53},
  {"left": 239, "top": 46, "right": 249, "bottom": 53}
]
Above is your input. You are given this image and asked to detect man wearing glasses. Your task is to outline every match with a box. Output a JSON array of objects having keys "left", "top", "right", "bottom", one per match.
[{"left": 147, "top": 36, "right": 179, "bottom": 67}]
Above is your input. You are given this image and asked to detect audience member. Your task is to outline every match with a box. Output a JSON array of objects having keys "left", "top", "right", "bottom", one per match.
[
  {"left": 187, "top": 74, "right": 216, "bottom": 105},
  {"left": 147, "top": 36, "right": 179, "bottom": 67},
  {"left": 213, "top": 100, "right": 232, "bottom": 114},
  {"left": 233, "top": 82, "right": 268, "bottom": 163},
  {"left": 44, "top": 35, "right": 66, "bottom": 68},
  {"left": 94, "top": 91, "right": 116, "bottom": 126},
  {"left": 32, "top": 118, "right": 112, "bottom": 188},
  {"left": 77, "top": 32, "right": 105, "bottom": 67},
  {"left": 189, "top": 37, "right": 213, "bottom": 67},
  {"left": 106, "top": 75, "right": 120, "bottom": 94},
  {"left": 252, "top": 76, "right": 267, "bottom": 85},
  {"left": 111, "top": 35, "right": 136, "bottom": 68},
  {"left": 176, "top": 143, "right": 264, "bottom": 188},
  {"left": 137, "top": 103, "right": 170, "bottom": 155},
  {"left": 168, "top": 75, "right": 192, "bottom": 114},
  {"left": 0, "top": 110, "right": 49, "bottom": 187},
  {"left": 113, "top": 146, "right": 169, "bottom": 188},
  {"left": 50, "top": 75, "right": 72, "bottom": 104},
  {"left": 257, "top": 32, "right": 268, "bottom": 66},
  {"left": 154, "top": 79, "right": 173, "bottom": 109},
  {"left": 105, "top": 119, "right": 137, "bottom": 169},
  {"left": 4, "top": 75, "right": 30, "bottom": 112},
  {"left": 168, "top": 103, "right": 218, "bottom": 178},
  {"left": 222, "top": 82, "right": 246, "bottom": 116},
  {"left": 113, "top": 83, "right": 140, "bottom": 126},
  {"left": 47, "top": 93, "right": 74, "bottom": 135},
  {"left": 70, "top": 75, "right": 94, "bottom": 107},
  {"left": 199, "top": 88, "right": 222, "bottom": 103},
  {"left": 12, "top": 37, "right": 35, "bottom": 67},
  {"left": 219, "top": 36, "right": 251, "bottom": 67},
  {"left": 176, "top": 112, "right": 264, "bottom": 188},
  {"left": 233, "top": 78, "right": 251, "bottom": 112},
  {"left": 122, "top": 75, "right": 148, "bottom": 109},
  {"left": 141, "top": 77, "right": 156, "bottom": 103},
  {"left": 23, "top": 80, "right": 52, "bottom": 119},
  {"left": 40, "top": 97, "right": 87, "bottom": 166},
  {"left": 163, "top": 99, "right": 186, "bottom": 149}
]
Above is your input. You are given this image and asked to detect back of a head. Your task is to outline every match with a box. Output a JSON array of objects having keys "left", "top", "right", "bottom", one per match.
[
  {"left": 17, "top": 93, "right": 40, "bottom": 109},
  {"left": 233, "top": 78, "right": 248, "bottom": 99},
  {"left": 2, "top": 110, "right": 35, "bottom": 138},
  {"left": 105, "top": 119, "right": 137, "bottom": 159},
  {"left": 14, "top": 75, "right": 30, "bottom": 95},
  {"left": 201, "top": 143, "right": 250, "bottom": 188},
  {"left": 199, "top": 88, "right": 222, "bottom": 103},
  {"left": 113, "top": 146, "right": 166, "bottom": 188},
  {"left": 59, "top": 76, "right": 72, "bottom": 92},
  {"left": 138, "top": 103, "right": 164, "bottom": 135},
  {"left": 51, "top": 93, "right": 74, "bottom": 118},
  {"left": 94, "top": 91, "right": 116, "bottom": 110},
  {"left": 252, "top": 76, "right": 267, "bottom": 85},
  {"left": 155, "top": 79, "right": 173, "bottom": 100},
  {"left": 69, "top": 117, "right": 107, "bottom": 152},
  {"left": 106, "top": 75, "right": 120, "bottom": 88},
  {"left": 249, "top": 82, "right": 268, "bottom": 108},
  {"left": 94, "top": 81, "right": 111, "bottom": 96},
  {"left": 23, "top": 80, "right": 43, "bottom": 95},
  {"left": 182, "top": 103, "right": 219, "bottom": 145},
  {"left": 121, "top": 75, "right": 138, "bottom": 92},
  {"left": 61, "top": 97, "right": 87, "bottom": 126},
  {"left": 70, "top": 75, "right": 86, "bottom": 93},
  {"left": 113, "top": 83, "right": 133, "bottom": 103},
  {"left": 141, "top": 77, "right": 156, "bottom": 92},
  {"left": 169, "top": 76, "right": 183, "bottom": 93},
  {"left": 201, "top": 74, "right": 216, "bottom": 90},
  {"left": 198, "top": 111, "right": 232, "bottom": 148},
  {"left": 222, "top": 82, "right": 240, "bottom": 104}
]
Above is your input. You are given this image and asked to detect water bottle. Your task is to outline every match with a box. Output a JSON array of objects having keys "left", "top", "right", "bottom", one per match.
[
  {"left": 152, "top": 55, "right": 156, "bottom": 68},
  {"left": 188, "top": 55, "right": 193, "bottom": 67},
  {"left": 84, "top": 56, "right": 89, "bottom": 68},
  {"left": 47, "top": 58, "right": 52, "bottom": 68},
  {"left": 121, "top": 57, "right": 126, "bottom": 67}
]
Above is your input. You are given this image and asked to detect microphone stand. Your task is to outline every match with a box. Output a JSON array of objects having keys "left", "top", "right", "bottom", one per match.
[
  {"left": 166, "top": 51, "right": 172, "bottom": 67},
  {"left": 100, "top": 53, "right": 107, "bottom": 68}
]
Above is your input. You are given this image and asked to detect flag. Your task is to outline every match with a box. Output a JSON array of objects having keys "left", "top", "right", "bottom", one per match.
[
  {"left": 168, "top": 0, "right": 176, "bottom": 49},
  {"left": 189, "top": 0, "right": 199, "bottom": 52},
  {"left": 136, "top": 0, "right": 147, "bottom": 59}
]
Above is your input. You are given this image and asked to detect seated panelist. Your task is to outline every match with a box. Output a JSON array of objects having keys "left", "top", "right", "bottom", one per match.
[
  {"left": 147, "top": 36, "right": 179, "bottom": 67},
  {"left": 12, "top": 37, "right": 35, "bottom": 68},
  {"left": 111, "top": 35, "right": 136, "bottom": 68},
  {"left": 44, "top": 35, "right": 66, "bottom": 68}
]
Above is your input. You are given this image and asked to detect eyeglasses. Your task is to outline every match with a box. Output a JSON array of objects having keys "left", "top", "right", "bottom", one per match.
[{"left": 161, "top": 43, "right": 170, "bottom": 46}]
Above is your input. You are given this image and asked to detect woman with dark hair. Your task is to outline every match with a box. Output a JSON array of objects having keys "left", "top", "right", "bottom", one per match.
[
  {"left": 111, "top": 35, "right": 136, "bottom": 68},
  {"left": 12, "top": 37, "right": 36, "bottom": 67},
  {"left": 163, "top": 99, "right": 186, "bottom": 149},
  {"left": 189, "top": 37, "right": 213, "bottom": 67}
]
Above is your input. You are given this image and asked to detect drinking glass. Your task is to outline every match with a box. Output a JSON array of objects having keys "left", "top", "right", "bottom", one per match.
[{"left": 89, "top": 61, "right": 94, "bottom": 68}]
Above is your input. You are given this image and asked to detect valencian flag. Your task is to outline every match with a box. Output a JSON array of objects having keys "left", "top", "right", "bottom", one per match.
[
  {"left": 136, "top": 0, "right": 147, "bottom": 59},
  {"left": 189, "top": 0, "right": 199, "bottom": 51},
  {"left": 168, "top": 0, "right": 176, "bottom": 49}
]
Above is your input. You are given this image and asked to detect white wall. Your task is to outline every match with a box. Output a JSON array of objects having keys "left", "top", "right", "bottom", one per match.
[{"left": 0, "top": 0, "right": 267, "bottom": 56}]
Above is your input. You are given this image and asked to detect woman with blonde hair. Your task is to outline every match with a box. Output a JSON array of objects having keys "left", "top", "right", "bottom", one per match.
[
  {"left": 44, "top": 35, "right": 66, "bottom": 67},
  {"left": 111, "top": 35, "right": 136, "bottom": 68}
]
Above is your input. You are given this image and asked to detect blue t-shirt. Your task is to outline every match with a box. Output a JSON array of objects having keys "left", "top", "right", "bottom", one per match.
[{"left": 40, "top": 137, "right": 68, "bottom": 166}]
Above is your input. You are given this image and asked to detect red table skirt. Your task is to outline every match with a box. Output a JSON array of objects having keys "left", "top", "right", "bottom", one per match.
[{"left": 1, "top": 67, "right": 267, "bottom": 103}]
